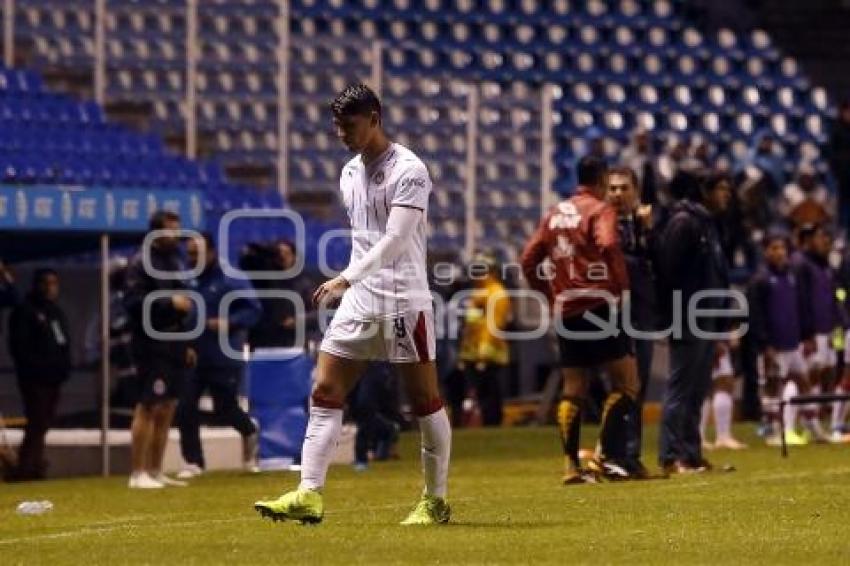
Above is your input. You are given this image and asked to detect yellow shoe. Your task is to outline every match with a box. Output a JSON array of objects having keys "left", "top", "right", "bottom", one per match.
[
  {"left": 254, "top": 489, "right": 323, "bottom": 525},
  {"left": 400, "top": 494, "right": 451, "bottom": 525}
]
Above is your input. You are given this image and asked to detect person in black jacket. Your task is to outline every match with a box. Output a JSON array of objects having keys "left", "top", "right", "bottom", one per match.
[
  {"left": 7, "top": 269, "right": 70, "bottom": 481},
  {"left": 124, "top": 210, "right": 197, "bottom": 489},
  {"left": 656, "top": 170, "right": 733, "bottom": 474},
  {"left": 605, "top": 165, "right": 656, "bottom": 475}
]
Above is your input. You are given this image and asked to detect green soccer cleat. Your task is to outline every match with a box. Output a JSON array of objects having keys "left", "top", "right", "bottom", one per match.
[
  {"left": 254, "top": 488, "right": 324, "bottom": 525},
  {"left": 400, "top": 494, "right": 451, "bottom": 526}
]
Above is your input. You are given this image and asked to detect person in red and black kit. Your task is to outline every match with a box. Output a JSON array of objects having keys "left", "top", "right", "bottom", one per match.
[
  {"left": 522, "top": 155, "right": 644, "bottom": 484},
  {"left": 7, "top": 269, "right": 71, "bottom": 481}
]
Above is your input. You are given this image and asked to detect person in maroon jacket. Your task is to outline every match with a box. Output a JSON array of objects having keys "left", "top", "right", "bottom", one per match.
[{"left": 522, "top": 155, "right": 643, "bottom": 483}]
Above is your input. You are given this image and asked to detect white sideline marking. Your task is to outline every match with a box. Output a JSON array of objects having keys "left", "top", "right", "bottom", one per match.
[
  {"left": 3, "top": 466, "right": 850, "bottom": 546},
  {"left": 0, "top": 499, "right": 470, "bottom": 547},
  {"left": 0, "top": 517, "right": 250, "bottom": 546}
]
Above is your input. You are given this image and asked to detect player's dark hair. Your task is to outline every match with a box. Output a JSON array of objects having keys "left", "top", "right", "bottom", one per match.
[
  {"left": 668, "top": 168, "right": 699, "bottom": 201},
  {"left": 762, "top": 228, "right": 790, "bottom": 249},
  {"left": 148, "top": 209, "right": 180, "bottom": 231},
  {"left": 576, "top": 155, "right": 607, "bottom": 187},
  {"left": 31, "top": 268, "right": 58, "bottom": 291},
  {"left": 700, "top": 170, "right": 731, "bottom": 196},
  {"left": 331, "top": 83, "right": 382, "bottom": 119}
]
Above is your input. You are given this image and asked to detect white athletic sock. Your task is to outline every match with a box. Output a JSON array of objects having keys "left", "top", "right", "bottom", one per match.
[
  {"left": 713, "top": 391, "right": 733, "bottom": 441},
  {"left": 418, "top": 408, "right": 451, "bottom": 499},
  {"left": 831, "top": 386, "right": 846, "bottom": 431},
  {"left": 700, "top": 398, "right": 711, "bottom": 442},
  {"left": 805, "top": 385, "right": 826, "bottom": 436},
  {"left": 782, "top": 381, "right": 799, "bottom": 433},
  {"left": 298, "top": 406, "right": 343, "bottom": 492},
  {"left": 808, "top": 384, "right": 821, "bottom": 416}
]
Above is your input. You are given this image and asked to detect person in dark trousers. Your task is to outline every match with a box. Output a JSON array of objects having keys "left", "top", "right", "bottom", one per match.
[
  {"left": 177, "top": 233, "right": 263, "bottom": 477},
  {"left": 604, "top": 165, "right": 657, "bottom": 467},
  {"left": 656, "top": 170, "right": 733, "bottom": 474},
  {"left": 828, "top": 100, "right": 850, "bottom": 230},
  {"left": 124, "top": 210, "right": 197, "bottom": 489},
  {"left": 7, "top": 269, "right": 71, "bottom": 481},
  {"left": 522, "top": 155, "right": 645, "bottom": 483}
]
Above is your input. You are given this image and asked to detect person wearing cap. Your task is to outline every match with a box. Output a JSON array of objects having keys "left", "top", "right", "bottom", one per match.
[{"left": 457, "top": 253, "right": 512, "bottom": 427}]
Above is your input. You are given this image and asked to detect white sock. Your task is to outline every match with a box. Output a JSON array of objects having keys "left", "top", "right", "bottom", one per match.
[
  {"left": 831, "top": 386, "right": 846, "bottom": 431},
  {"left": 700, "top": 398, "right": 712, "bottom": 442},
  {"left": 713, "top": 391, "right": 733, "bottom": 441},
  {"left": 418, "top": 408, "right": 451, "bottom": 499},
  {"left": 298, "top": 406, "right": 343, "bottom": 492},
  {"left": 808, "top": 384, "right": 821, "bottom": 416},
  {"left": 782, "top": 381, "right": 799, "bottom": 433}
]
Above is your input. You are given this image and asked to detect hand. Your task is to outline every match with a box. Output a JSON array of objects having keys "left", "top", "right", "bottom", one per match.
[
  {"left": 636, "top": 204, "right": 653, "bottom": 229},
  {"left": 185, "top": 347, "right": 198, "bottom": 369},
  {"left": 207, "top": 318, "right": 228, "bottom": 333},
  {"left": 802, "top": 339, "right": 816, "bottom": 357},
  {"left": 172, "top": 294, "right": 193, "bottom": 313},
  {"left": 729, "top": 334, "right": 741, "bottom": 350},
  {"left": 312, "top": 276, "right": 350, "bottom": 308},
  {"left": 0, "top": 261, "right": 13, "bottom": 284}
]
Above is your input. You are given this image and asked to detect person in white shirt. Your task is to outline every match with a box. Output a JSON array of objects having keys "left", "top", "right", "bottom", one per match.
[{"left": 254, "top": 84, "right": 451, "bottom": 526}]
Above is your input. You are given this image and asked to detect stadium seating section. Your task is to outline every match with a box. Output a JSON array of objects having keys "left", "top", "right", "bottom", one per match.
[{"left": 2, "top": 0, "right": 838, "bottom": 262}]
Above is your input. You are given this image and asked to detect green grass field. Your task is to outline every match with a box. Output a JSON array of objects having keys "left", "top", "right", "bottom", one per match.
[{"left": 2, "top": 425, "right": 850, "bottom": 565}]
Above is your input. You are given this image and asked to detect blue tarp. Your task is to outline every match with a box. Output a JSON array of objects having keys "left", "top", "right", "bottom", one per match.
[{"left": 248, "top": 348, "right": 313, "bottom": 469}]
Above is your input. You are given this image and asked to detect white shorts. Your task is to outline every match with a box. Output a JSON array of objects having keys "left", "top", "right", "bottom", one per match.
[
  {"left": 712, "top": 351, "right": 734, "bottom": 380},
  {"left": 759, "top": 347, "right": 808, "bottom": 380},
  {"left": 320, "top": 309, "right": 436, "bottom": 363},
  {"left": 808, "top": 333, "right": 836, "bottom": 371}
]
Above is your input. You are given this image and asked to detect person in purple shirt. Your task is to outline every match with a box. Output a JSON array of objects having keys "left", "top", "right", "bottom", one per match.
[
  {"left": 790, "top": 223, "right": 843, "bottom": 443},
  {"left": 748, "top": 231, "right": 814, "bottom": 446}
]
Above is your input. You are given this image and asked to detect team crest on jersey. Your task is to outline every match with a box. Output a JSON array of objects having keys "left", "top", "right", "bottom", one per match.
[
  {"left": 374, "top": 170, "right": 385, "bottom": 185},
  {"left": 549, "top": 201, "right": 582, "bottom": 230}
]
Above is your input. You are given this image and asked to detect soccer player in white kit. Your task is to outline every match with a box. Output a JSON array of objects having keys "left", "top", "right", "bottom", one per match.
[{"left": 254, "top": 84, "right": 451, "bottom": 525}]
